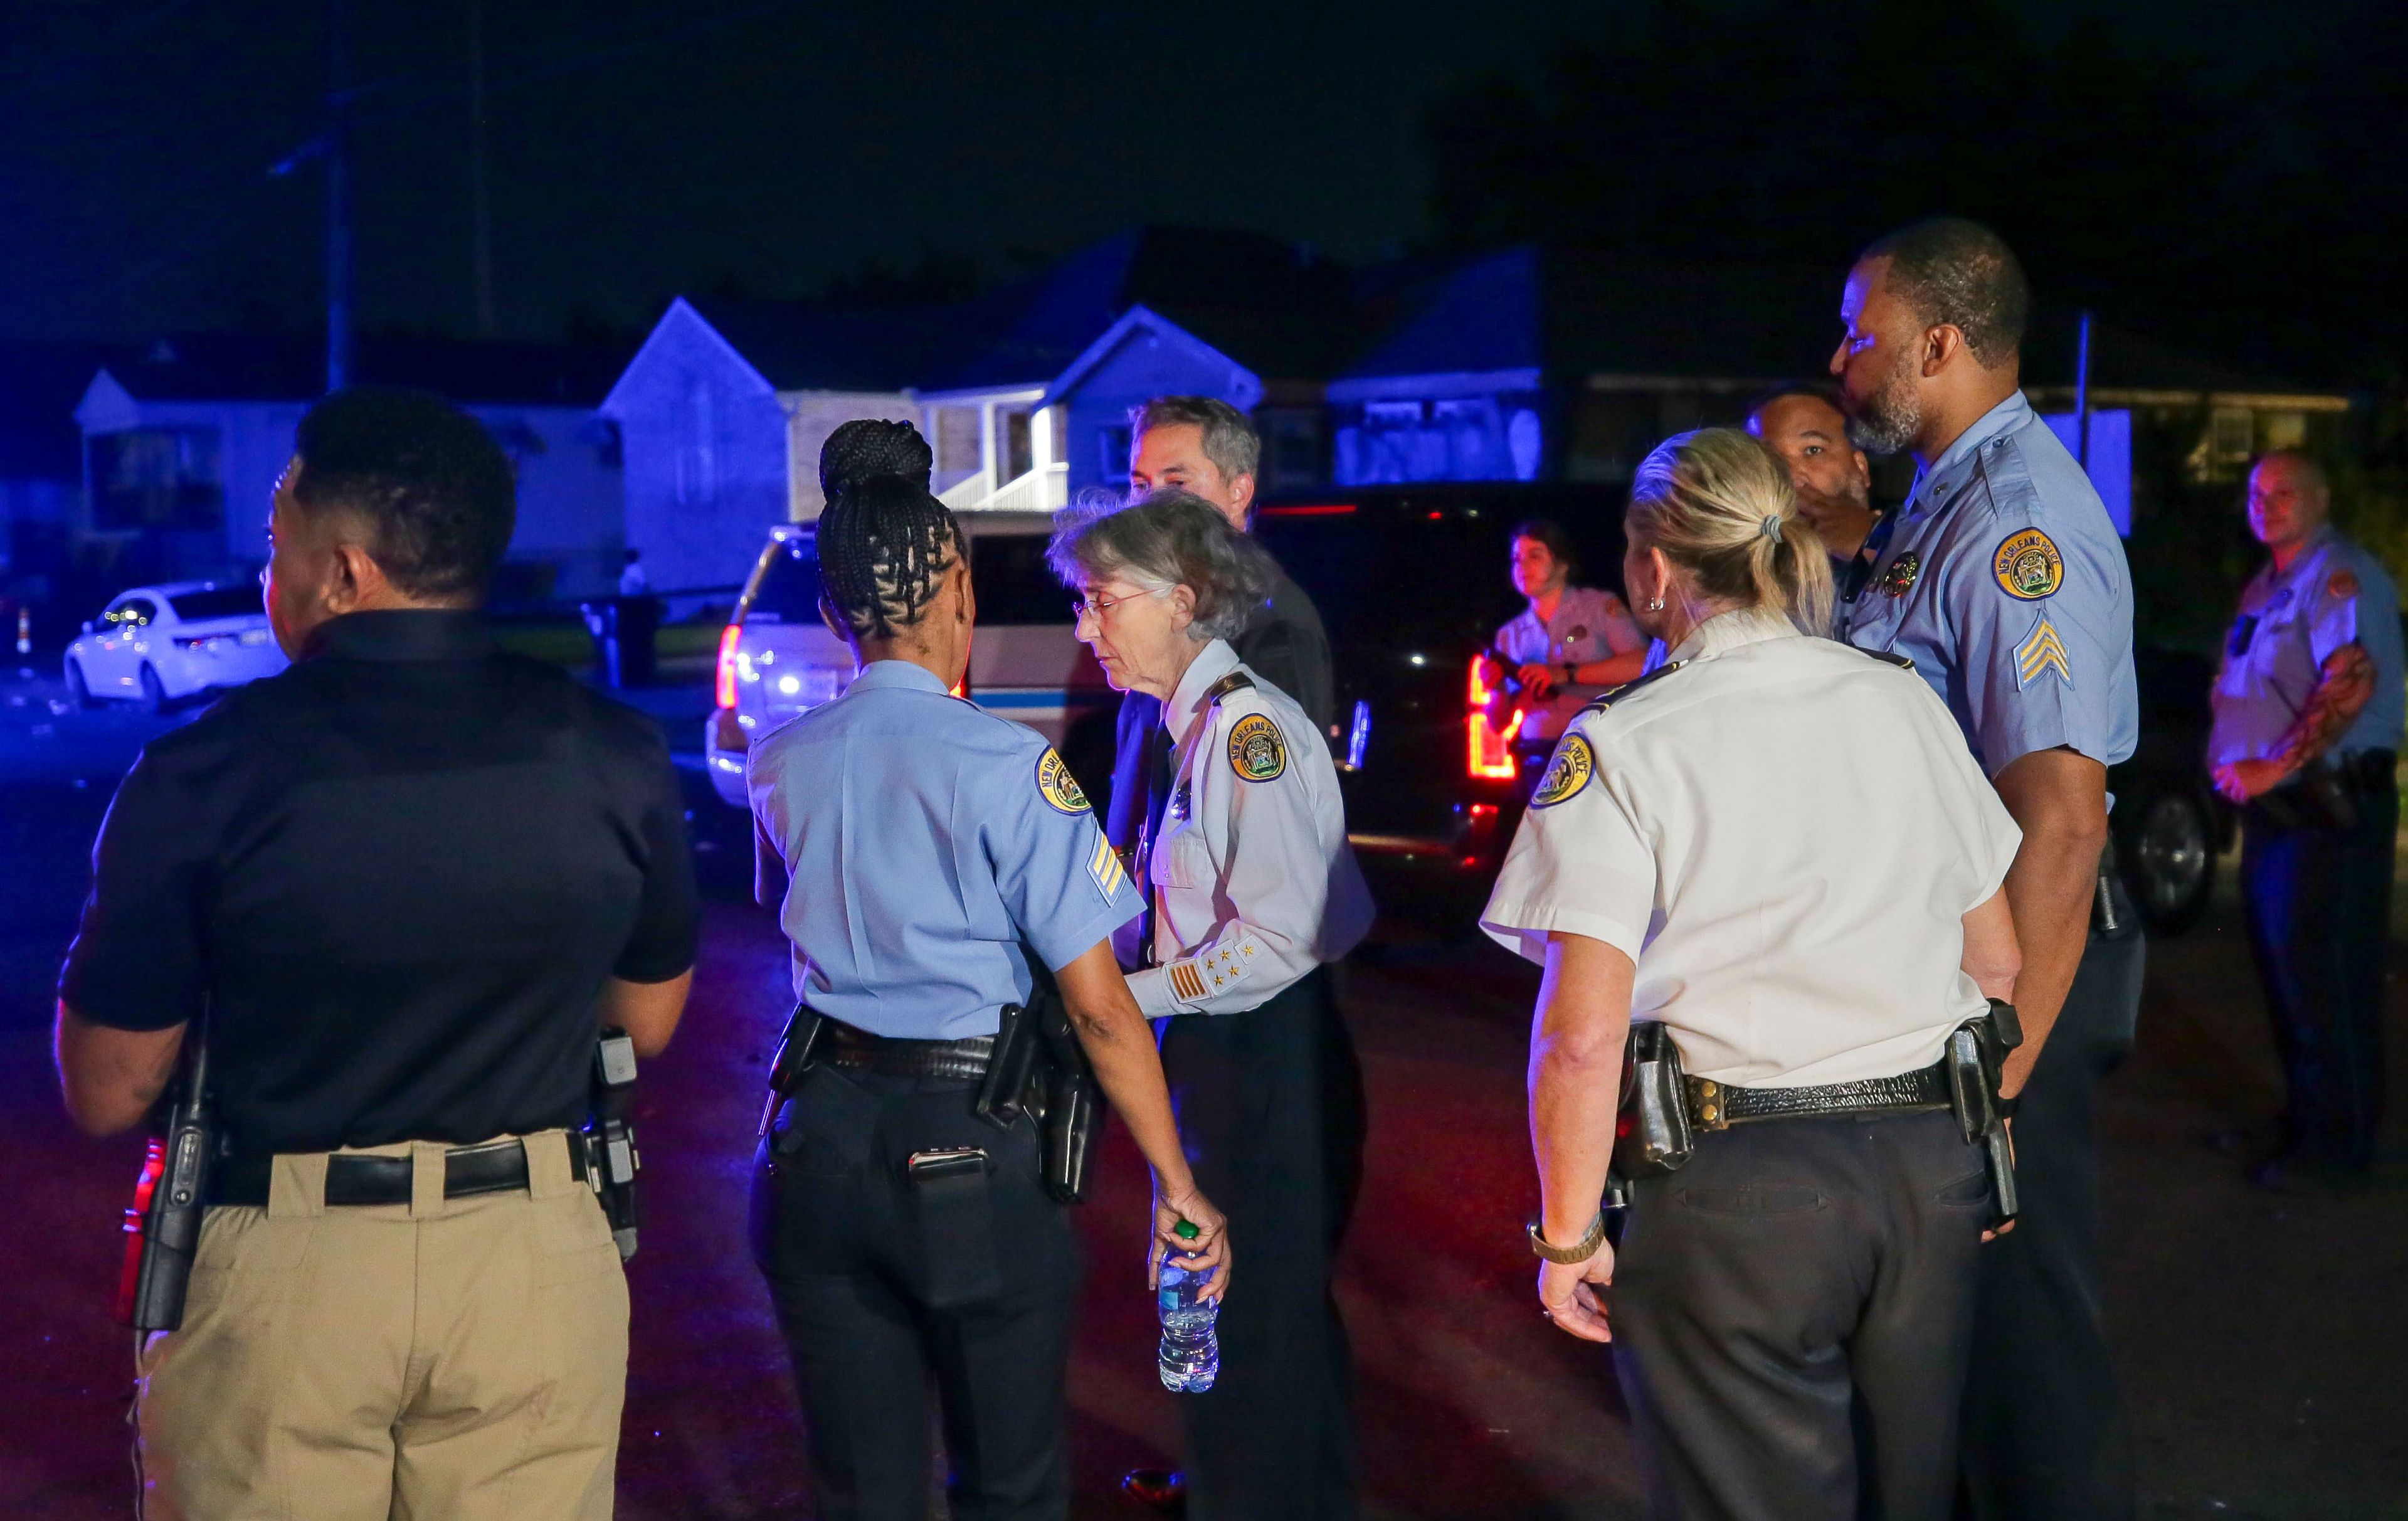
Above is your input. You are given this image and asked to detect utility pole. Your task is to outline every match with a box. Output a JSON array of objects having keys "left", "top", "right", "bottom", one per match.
[
  {"left": 324, "top": 0, "right": 355, "bottom": 391},
  {"left": 2073, "top": 309, "right": 2094, "bottom": 471},
  {"left": 468, "top": 0, "right": 497, "bottom": 336}
]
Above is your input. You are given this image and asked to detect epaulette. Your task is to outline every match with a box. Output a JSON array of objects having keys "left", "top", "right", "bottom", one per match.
[
  {"left": 1858, "top": 648, "right": 1916, "bottom": 672},
  {"left": 1580, "top": 658, "right": 1685, "bottom": 715},
  {"left": 1201, "top": 670, "right": 1255, "bottom": 706}
]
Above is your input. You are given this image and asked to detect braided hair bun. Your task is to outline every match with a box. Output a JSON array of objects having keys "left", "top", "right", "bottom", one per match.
[
  {"left": 817, "top": 474, "right": 964, "bottom": 642},
  {"left": 820, "top": 419, "right": 933, "bottom": 501}
]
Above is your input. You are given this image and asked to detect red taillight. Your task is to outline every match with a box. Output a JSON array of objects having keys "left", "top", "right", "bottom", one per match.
[
  {"left": 715, "top": 625, "right": 741, "bottom": 709},
  {"left": 1466, "top": 655, "right": 1523, "bottom": 780}
]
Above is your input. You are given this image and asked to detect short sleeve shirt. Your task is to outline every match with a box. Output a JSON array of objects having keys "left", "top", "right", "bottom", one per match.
[
  {"left": 1494, "top": 584, "right": 1649, "bottom": 739},
  {"left": 2209, "top": 526, "right": 2407, "bottom": 765},
  {"left": 1835, "top": 391, "right": 2138, "bottom": 776},
  {"left": 749, "top": 659, "right": 1144, "bottom": 1039},
  {"left": 1481, "top": 609, "right": 2022, "bottom": 1087},
  {"left": 57, "top": 611, "right": 700, "bottom": 1156}
]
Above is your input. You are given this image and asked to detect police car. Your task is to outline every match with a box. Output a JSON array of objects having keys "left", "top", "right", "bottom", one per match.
[
  {"left": 704, "top": 512, "right": 1117, "bottom": 807},
  {"left": 64, "top": 581, "right": 287, "bottom": 711}
]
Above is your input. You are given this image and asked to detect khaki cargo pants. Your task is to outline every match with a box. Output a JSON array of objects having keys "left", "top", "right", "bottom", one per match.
[{"left": 135, "top": 1131, "right": 628, "bottom": 1521}]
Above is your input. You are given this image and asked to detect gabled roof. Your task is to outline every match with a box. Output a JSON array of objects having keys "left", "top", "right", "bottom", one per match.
[
  {"left": 1038, "top": 305, "right": 1264, "bottom": 411},
  {"left": 92, "top": 334, "right": 632, "bottom": 407},
  {"left": 676, "top": 297, "right": 949, "bottom": 394}
]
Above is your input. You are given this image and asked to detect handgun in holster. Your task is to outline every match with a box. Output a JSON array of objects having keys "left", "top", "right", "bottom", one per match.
[
  {"left": 116, "top": 1017, "right": 215, "bottom": 1333},
  {"left": 972, "top": 999, "right": 1044, "bottom": 1131},
  {"left": 1004, "top": 951, "right": 1103, "bottom": 1205},
  {"left": 1603, "top": 1022, "right": 1696, "bottom": 1211},
  {"left": 581, "top": 1027, "right": 642, "bottom": 1261},
  {"left": 1946, "top": 999, "right": 2024, "bottom": 1231}
]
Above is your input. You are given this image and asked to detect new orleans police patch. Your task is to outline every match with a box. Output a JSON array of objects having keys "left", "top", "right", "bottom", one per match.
[
  {"left": 1530, "top": 734, "right": 1595, "bottom": 808},
  {"left": 1992, "top": 529, "right": 2064, "bottom": 601},
  {"left": 1227, "top": 713, "right": 1287, "bottom": 783},
  {"left": 1035, "top": 748, "right": 1090, "bottom": 814}
]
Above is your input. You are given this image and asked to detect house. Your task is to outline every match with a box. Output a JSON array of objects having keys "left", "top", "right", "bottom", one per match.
[
  {"left": 1, "top": 341, "right": 127, "bottom": 601},
  {"left": 71, "top": 336, "right": 631, "bottom": 599},
  {"left": 604, "top": 228, "right": 1354, "bottom": 588}
]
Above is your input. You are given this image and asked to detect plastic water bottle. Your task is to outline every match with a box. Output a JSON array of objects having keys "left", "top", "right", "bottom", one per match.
[{"left": 1156, "top": 1220, "right": 1220, "bottom": 1393}]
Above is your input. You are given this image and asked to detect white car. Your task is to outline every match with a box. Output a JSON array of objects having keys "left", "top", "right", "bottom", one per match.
[
  {"left": 704, "top": 514, "right": 1117, "bottom": 807},
  {"left": 65, "top": 581, "right": 288, "bottom": 711}
]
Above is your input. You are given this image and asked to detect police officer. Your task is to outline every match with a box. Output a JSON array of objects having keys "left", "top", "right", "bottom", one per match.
[
  {"left": 1485, "top": 518, "right": 1648, "bottom": 775},
  {"left": 746, "top": 473, "right": 1228, "bottom": 1521},
  {"left": 1052, "top": 491, "right": 1375, "bottom": 1521},
  {"left": 2207, "top": 450, "right": 2403, "bottom": 1190},
  {"left": 56, "top": 386, "right": 700, "bottom": 1519},
  {"left": 1486, "top": 427, "right": 2025, "bottom": 1521},
  {"left": 1829, "top": 218, "right": 2141, "bottom": 1520}
]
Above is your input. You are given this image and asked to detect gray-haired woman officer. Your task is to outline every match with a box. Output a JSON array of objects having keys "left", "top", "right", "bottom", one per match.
[
  {"left": 748, "top": 469, "right": 1227, "bottom": 1521},
  {"left": 1049, "top": 491, "right": 1374, "bottom": 1521},
  {"left": 1483, "top": 430, "right": 2025, "bottom": 1521}
]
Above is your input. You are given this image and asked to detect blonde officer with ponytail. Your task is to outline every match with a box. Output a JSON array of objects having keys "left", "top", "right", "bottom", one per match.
[{"left": 1483, "top": 429, "right": 2027, "bottom": 1521}]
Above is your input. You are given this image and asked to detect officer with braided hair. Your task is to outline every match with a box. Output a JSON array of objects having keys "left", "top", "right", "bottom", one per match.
[
  {"left": 746, "top": 472, "right": 1229, "bottom": 1521},
  {"left": 819, "top": 417, "right": 934, "bottom": 501}
]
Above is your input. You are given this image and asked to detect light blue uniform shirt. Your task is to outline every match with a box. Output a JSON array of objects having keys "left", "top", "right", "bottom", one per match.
[
  {"left": 2208, "top": 525, "right": 2407, "bottom": 765},
  {"left": 747, "top": 660, "right": 1144, "bottom": 1040},
  {"left": 1835, "top": 390, "right": 2138, "bottom": 776}
]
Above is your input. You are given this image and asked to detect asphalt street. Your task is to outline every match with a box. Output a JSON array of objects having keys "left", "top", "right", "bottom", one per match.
[{"left": 1, "top": 669, "right": 2403, "bottom": 1519}]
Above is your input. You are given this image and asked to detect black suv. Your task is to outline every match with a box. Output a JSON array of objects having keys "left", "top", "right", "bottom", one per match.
[{"left": 1254, "top": 485, "right": 2226, "bottom": 937}]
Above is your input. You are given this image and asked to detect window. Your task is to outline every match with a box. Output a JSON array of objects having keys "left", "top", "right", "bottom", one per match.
[
  {"left": 168, "top": 587, "right": 265, "bottom": 622},
  {"left": 1262, "top": 410, "right": 1324, "bottom": 490},
  {"left": 103, "top": 596, "right": 159, "bottom": 627},
  {"left": 742, "top": 534, "right": 821, "bottom": 624},
  {"left": 934, "top": 407, "right": 981, "bottom": 475},
  {"left": 88, "top": 428, "right": 224, "bottom": 532},
  {"left": 999, "top": 408, "right": 1034, "bottom": 482}
]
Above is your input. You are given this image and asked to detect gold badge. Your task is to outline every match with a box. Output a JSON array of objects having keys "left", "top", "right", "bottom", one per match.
[
  {"left": 1530, "top": 734, "right": 1595, "bottom": 808},
  {"left": 1227, "top": 713, "right": 1287, "bottom": 783},
  {"left": 1036, "top": 748, "right": 1090, "bottom": 814},
  {"left": 1992, "top": 529, "right": 2064, "bottom": 601},
  {"left": 1881, "top": 551, "right": 1921, "bottom": 597}
]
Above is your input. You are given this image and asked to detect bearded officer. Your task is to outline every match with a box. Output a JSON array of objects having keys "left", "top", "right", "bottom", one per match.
[{"left": 1830, "top": 217, "right": 2141, "bottom": 1520}]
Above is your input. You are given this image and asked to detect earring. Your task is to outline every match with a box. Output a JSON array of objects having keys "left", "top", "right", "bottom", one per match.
[{"left": 1645, "top": 595, "right": 1665, "bottom": 613}]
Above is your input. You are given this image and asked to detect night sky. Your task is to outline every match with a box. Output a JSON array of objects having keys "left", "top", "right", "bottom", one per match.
[{"left": 0, "top": 0, "right": 2361, "bottom": 346}]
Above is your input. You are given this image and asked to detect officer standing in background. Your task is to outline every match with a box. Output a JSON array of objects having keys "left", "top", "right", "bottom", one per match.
[
  {"left": 1746, "top": 381, "right": 1885, "bottom": 597},
  {"left": 56, "top": 387, "right": 700, "bottom": 1520},
  {"left": 2207, "top": 450, "right": 2403, "bottom": 1190},
  {"left": 1485, "top": 518, "right": 1648, "bottom": 777},
  {"left": 747, "top": 473, "right": 1227, "bottom": 1521},
  {"left": 1830, "top": 218, "right": 2141, "bottom": 1520},
  {"left": 1109, "top": 396, "right": 1335, "bottom": 858}
]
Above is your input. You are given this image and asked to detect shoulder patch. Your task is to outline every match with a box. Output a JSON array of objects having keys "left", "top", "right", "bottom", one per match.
[
  {"left": 1992, "top": 528, "right": 2064, "bottom": 601},
  {"left": 1035, "top": 748, "right": 1090, "bottom": 814},
  {"left": 1227, "top": 712, "right": 1287, "bottom": 783},
  {"left": 1580, "top": 657, "right": 1686, "bottom": 715},
  {"left": 1529, "top": 733, "right": 1595, "bottom": 808},
  {"left": 2329, "top": 568, "right": 2360, "bottom": 600}
]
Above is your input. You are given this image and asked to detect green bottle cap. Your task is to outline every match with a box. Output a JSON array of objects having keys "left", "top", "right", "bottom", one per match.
[{"left": 1174, "top": 1220, "right": 1200, "bottom": 1241}]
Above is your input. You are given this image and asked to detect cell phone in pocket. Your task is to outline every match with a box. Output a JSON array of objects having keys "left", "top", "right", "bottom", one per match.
[{"left": 904, "top": 1147, "right": 990, "bottom": 1185}]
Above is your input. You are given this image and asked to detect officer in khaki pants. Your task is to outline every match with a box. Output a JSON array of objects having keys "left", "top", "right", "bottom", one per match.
[{"left": 54, "top": 386, "right": 699, "bottom": 1519}]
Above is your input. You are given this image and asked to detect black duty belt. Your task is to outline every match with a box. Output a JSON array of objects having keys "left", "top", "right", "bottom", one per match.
[
  {"left": 1684, "top": 1059, "right": 1953, "bottom": 1131},
  {"left": 825, "top": 1020, "right": 995, "bottom": 1083},
  {"left": 209, "top": 1137, "right": 583, "bottom": 1209}
]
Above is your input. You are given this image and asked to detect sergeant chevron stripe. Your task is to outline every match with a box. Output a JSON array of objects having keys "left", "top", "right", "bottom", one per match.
[{"left": 2014, "top": 615, "right": 2073, "bottom": 689}]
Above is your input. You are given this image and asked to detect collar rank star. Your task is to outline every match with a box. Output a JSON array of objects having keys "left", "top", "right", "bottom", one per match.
[
  {"left": 1227, "top": 713, "right": 1287, "bottom": 783},
  {"left": 1036, "top": 748, "right": 1090, "bottom": 813},
  {"left": 1881, "top": 551, "right": 1921, "bottom": 597}
]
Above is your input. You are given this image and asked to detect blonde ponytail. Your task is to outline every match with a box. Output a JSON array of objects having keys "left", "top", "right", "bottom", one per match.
[{"left": 1626, "top": 428, "right": 1833, "bottom": 637}]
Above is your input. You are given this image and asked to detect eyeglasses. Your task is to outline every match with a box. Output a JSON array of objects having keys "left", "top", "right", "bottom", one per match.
[{"left": 1070, "top": 588, "right": 1166, "bottom": 621}]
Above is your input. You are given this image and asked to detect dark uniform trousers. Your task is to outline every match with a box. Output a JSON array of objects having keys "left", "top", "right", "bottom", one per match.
[
  {"left": 1610, "top": 1110, "right": 1992, "bottom": 1521},
  {"left": 1960, "top": 896, "right": 2145, "bottom": 1521},
  {"left": 750, "top": 1063, "right": 1080, "bottom": 1521},
  {"left": 1156, "top": 968, "right": 1367, "bottom": 1521},
  {"left": 2239, "top": 783, "right": 2396, "bottom": 1169}
]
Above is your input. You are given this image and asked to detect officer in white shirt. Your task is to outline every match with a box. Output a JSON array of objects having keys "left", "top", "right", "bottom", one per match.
[
  {"left": 1484, "top": 429, "right": 2025, "bottom": 1521},
  {"left": 1050, "top": 490, "right": 1374, "bottom": 1521}
]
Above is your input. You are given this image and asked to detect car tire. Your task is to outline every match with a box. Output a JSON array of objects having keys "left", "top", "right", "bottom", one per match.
[
  {"left": 139, "top": 662, "right": 171, "bottom": 715},
  {"left": 65, "top": 659, "right": 100, "bottom": 709},
  {"left": 2116, "top": 784, "right": 2217, "bottom": 938}
]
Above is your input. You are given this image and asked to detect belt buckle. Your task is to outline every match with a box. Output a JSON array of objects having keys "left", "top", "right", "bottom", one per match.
[{"left": 1684, "top": 1076, "right": 1731, "bottom": 1131}]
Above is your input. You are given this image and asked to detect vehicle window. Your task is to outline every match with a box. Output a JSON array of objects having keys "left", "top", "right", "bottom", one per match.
[
  {"left": 966, "top": 532, "right": 1067, "bottom": 627},
  {"left": 742, "top": 536, "right": 822, "bottom": 625},
  {"left": 105, "top": 598, "right": 159, "bottom": 627},
  {"left": 168, "top": 587, "right": 265, "bottom": 622}
]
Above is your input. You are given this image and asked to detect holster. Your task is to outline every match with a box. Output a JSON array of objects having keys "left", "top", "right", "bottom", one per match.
[
  {"left": 1946, "top": 999, "right": 2024, "bottom": 1230},
  {"left": 117, "top": 1018, "right": 214, "bottom": 1333},
  {"left": 582, "top": 1027, "right": 642, "bottom": 1261},
  {"left": 1608, "top": 1022, "right": 1696, "bottom": 1199},
  {"left": 973, "top": 1000, "right": 1043, "bottom": 1130},
  {"left": 758, "top": 1002, "right": 828, "bottom": 1140},
  {"left": 1030, "top": 983, "right": 1102, "bottom": 1204}
]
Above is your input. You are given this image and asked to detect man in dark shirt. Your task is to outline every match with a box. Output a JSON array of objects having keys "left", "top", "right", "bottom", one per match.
[{"left": 56, "top": 386, "right": 700, "bottom": 1521}]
